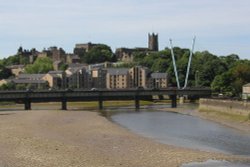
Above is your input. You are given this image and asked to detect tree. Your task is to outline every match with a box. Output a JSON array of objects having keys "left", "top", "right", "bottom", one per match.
[
  {"left": 1, "top": 55, "right": 20, "bottom": 66},
  {"left": 58, "top": 63, "right": 68, "bottom": 71},
  {"left": 230, "top": 61, "right": 250, "bottom": 96},
  {"left": 84, "top": 44, "right": 113, "bottom": 64},
  {"left": 0, "top": 65, "right": 13, "bottom": 79},
  {"left": 151, "top": 58, "right": 169, "bottom": 72},
  {"left": 0, "top": 82, "right": 15, "bottom": 90},
  {"left": 25, "top": 57, "right": 53, "bottom": 74},
  {"left": 220, "top": 54, "right": 239, "bottom": 69},
  {"left": 211, "top": 72, "right": 233, "bottom": 94}
]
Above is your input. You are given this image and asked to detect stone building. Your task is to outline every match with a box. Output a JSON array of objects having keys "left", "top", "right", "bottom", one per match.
[
  {"left": 9, "top": 73, "right": 48, "bottom": 89},
  {"left": 38, "top": 47, "right": 66, "bottom": 63},
  {"left": 6, "top": 65, "right": 25, "bottom": 76},
  {"left": 66, "top": 54, "right": 81, "bottom": 64},
  {"left": 106, "top": 68, "right": 129, "bottom": 89},
  {"left": 74, "top": 42, "right": 97, "bottom": 55},
  {"left": 12, "top": 79, "right": 47, "bottom": 90},
  {"left": 42, "top": 71, "right": 66, "bottom": 89},
  {"left": 65, "top": 66, "right": 90, "bottom": 89},
  {"left": 17, "top": 47, "right": 39, "bottom": 64},
  {"left": 242, "top": 83, "right": 250, "bottom": 100},
  {"left": 148, "top": 33, "right": 159, "bottom": 51},
  {"left": 48, "top": 47, "right": 66, "bottom": 62},
  {"left": 150, "top": 73, "right": 168, "bottom": 88},
  {"left": 129, "top": 66, "right": 150, "bottom": 88},
  {"left": 115, "top": 33, "right": 158, "bottom": 62},
  {"left": 53, "top": 61, "right": 63, "bottom": 71},
  {"left": 91, "top": 68, "right": 107, "bottom": 89}
]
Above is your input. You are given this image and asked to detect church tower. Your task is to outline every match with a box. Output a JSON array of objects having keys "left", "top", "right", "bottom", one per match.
[{"left": 148, "top": 33, "right": 159, "bottom": 51}]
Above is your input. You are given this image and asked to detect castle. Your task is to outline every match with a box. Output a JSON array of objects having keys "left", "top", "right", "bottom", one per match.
[
  {"left": 17, "top": 33, "right": 159, "bottom": 65},
  {"left": 115, "top": 33, "right": 159, "bottom": 62}
]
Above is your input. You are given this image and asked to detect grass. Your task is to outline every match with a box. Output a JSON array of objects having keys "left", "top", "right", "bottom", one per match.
[
  {"left": 0, "top": 101, "right": 16, "bottom": 105},
  {"left": 67, "top": 100, "right": 155, "bottom": 108},
  {"left": 0, "top": 100, "right": 164, "bottom": 110}
]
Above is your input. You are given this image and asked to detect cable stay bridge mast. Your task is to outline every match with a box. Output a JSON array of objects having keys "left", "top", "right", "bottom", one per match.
[{"left": 169, "top": 37, "right": 196, "bottom": 89}]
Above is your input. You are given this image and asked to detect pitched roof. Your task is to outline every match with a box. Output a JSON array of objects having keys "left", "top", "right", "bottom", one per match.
[
  {"left": 151, "top": 73, "right": 168, "bottom": 79},
  {"left": 6, "top": 65, "right": 25, "bottom": 69},
  {"left": 47, "top": 71, "right": 64, "bottom": 78},
  {"left": 66, "top": 67, "right": 85, "bottom": 75},
  {"left": 68, "top": 63, "right": 88, "bottom": 68},
  {"left": 243, "top": 83, "right": 250, "bottom": 87},
  {"left": 48, "top": 70, "right": 64, "bottom": 74},
  {"left": 18, "top": 74, "right": 46, "bottom": 80},
  {"left": 12, "top": 79, "right": 46, "bottom": 84},
  {"left": 107, "top": 68, "right": 129, "bottom": 75}
]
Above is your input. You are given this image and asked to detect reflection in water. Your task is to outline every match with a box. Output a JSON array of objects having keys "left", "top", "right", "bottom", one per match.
[{"left": 110, "top": 105, "right": 250, "bottom": 155}]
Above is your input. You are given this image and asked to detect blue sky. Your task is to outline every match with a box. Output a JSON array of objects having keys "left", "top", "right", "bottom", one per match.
[{"left": 0, "top": 0, "right": 249, "bottom": 59}]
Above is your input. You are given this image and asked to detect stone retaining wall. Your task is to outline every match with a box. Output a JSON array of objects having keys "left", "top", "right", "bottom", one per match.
[{"left": 199, "top": 98, "right": 250, "bottom": 116}]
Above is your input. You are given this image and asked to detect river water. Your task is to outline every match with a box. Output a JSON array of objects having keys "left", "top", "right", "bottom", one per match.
[{"left": 108, "top": 104, "right": 250, "bottom": 166}]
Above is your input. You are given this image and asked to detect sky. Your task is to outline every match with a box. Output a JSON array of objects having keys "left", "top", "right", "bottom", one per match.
[{"left": 0, "top": 0, "right": 250, "bottom": 59}]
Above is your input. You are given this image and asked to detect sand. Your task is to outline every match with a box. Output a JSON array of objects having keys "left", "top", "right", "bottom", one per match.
[{"left": 0, "top": 110, "right": 249, "bottom": 167}]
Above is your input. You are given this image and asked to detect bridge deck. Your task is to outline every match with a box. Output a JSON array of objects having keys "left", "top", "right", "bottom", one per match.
[{"left": 0, "top": 88, "right": 211, "bottom": 110}]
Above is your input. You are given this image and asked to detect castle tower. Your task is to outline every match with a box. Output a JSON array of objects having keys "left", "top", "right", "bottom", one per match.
[{"left": 148, "top": 33, "right": 159, "bottom": 51}]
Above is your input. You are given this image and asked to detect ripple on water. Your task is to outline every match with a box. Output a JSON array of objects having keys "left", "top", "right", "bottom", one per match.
[
  {"left": 111, "top": 109, "right": 250, "bottom": 155},
  {"left": 181, "top": 160, "right": 250, "bottom": 167}
]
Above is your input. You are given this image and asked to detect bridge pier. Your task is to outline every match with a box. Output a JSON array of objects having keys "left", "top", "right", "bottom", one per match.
[
  {"left": 98, "top": 99, "right": 103, "bottom": 110},
  {"left": 170, "top": 95, "right": 177, "bottom": 108},
  {"left": 24, "top": 99, "right": 31, "bottom": 110},
  {"left": 135, "top": 99, "right": 140, "bottom": 110},
  {"left": 134, "top": 95, "right": 140, "bottom": 110},
  {"left": 61, "top": 99, "right": 67, "bottom": 110}
]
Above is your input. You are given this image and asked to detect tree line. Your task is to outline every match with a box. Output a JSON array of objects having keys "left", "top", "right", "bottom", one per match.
[{"left": 0, "top": 44, "right": 250, "bottom": 97}]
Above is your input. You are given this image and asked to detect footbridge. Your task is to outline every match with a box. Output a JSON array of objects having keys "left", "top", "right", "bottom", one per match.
[{"left": 0, "top": 88, "right": 211, "bottom": 110}]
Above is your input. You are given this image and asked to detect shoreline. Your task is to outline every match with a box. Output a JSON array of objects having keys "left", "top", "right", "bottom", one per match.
[
  {"left": 161, "top": 104, "right": 250, "bottom": 133},
  {"left": 1, "top": 109, "right": 249, "bottom": 167}
]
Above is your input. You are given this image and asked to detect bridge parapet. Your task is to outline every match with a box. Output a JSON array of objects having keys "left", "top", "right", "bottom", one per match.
[{"left": 0, "top": 88, "right": 211, "bottom": 110}]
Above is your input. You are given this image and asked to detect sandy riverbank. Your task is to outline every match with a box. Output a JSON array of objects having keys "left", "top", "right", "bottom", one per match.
[{"left": 0, "top": 110, "right": 249, "bottom": 167}]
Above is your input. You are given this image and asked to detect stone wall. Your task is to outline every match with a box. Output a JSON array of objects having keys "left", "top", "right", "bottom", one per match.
[{"left": 199, "top": 98, "right": 250, "bottom": 116}]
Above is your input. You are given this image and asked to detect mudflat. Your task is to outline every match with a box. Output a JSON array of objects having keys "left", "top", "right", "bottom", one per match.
[{"left": 0, "top": 110, "right": 247, "bottom": 167}]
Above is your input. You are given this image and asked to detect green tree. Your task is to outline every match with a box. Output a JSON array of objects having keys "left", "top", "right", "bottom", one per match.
[
  {"left": 58, "top": 63, "right": 68, "bottom": 71},
  {"left": 230, "top": 61, "right": 250, "bottom": 96},
  {"left": 151, "top": 58, "right": 169, "bottom": 72},
  {"left": 1, "top": 55, "right": 20, "bottom": 66},
  {"left": 0, "top": 82, "right": 15, "bottom": 90},
  {"left": 84, "top": 44, "right": 113, "bottom": 64},
  {"left": 0, "top": 64, "right": 13, "bottom": 79},
  {"left": 25, "top": 57, "right": 53, "bottom": 74},
  {"left": 220, "top": 54, "right": 239, "bottom": 69},
  {"left": 211, "top": 72, "right": 233, "bottom": 94}
]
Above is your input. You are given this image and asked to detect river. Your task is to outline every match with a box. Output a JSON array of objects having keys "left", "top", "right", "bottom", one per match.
[{"left": 108, "top": 104, "right": 250, "bottom": 166}]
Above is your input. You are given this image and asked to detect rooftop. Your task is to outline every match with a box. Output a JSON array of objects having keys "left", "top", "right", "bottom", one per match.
[
  {"left": 151, "top": 72, "right": 168, "bottom": 79},
  {"left": 107, "top": 68, "right": 129, "bottom": 75}
]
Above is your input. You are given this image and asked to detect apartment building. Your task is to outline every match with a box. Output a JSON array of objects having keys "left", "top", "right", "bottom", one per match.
[
  {"left": 242, "top": 83, "right": 250, "bottom": 100},
  {"left": 6, "top": 65, "right": 25, "bottom": 76},
  {"left": 129, "top": 66, "right": 150, "bottom": 88},
  {"left": 42, "top": 71, "right": 66, "bottom": 89},
  {"left": 65, "top": 66, "right": 90, "bottom": 89},
  {"left": 106, "top": 68, "right": 129, "bottom": 89},
  {"left": 91, "top": 68, "right": 107, "bottom": 88},
  {"left": 150, "top": 73, "right": 168, "bottom": 88}
]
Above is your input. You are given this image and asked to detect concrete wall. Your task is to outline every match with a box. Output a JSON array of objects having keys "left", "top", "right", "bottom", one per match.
[{"left": 199, "top": 98, "right": 250, "bottom": 116}]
